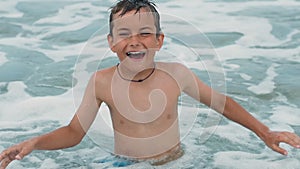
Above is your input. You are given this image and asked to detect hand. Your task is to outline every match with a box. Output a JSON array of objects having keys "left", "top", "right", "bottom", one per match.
[
  {"left": 0, "top": 140, "right": 35, "bottom": 169},
  {"left": 262, "top": 130, "right": 300, "bottom": 155}
]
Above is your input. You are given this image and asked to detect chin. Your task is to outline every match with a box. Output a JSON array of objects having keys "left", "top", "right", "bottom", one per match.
[{"left": 123, "top": 60, "right": 154, "bottom": 73}]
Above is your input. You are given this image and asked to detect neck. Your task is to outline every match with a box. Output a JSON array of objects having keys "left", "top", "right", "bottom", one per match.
[{"left": 117, "top": 62, "right": 156, "bottom": 82}]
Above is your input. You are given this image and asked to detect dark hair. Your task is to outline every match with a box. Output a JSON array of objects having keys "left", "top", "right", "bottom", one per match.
[{"left": 109, "top": 0, "right": 161, "bottom": 36}]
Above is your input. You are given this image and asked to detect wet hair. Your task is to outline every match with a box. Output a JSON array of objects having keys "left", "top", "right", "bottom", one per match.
[{"left": 109, "top": 0, "right": 161, "bottom": 36}]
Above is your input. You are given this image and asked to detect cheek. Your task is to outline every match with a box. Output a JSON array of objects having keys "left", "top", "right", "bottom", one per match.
[
  {"left": 113, "top": 40, "right": 127, "bottom": 52},
  {"left": 149, "top": 40, "right": 161, "bottom": 51}
]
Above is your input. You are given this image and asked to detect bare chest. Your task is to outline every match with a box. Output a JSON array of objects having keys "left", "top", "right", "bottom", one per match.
[{"left": 104, "top": 72, "right": 181, "bottom": 137}]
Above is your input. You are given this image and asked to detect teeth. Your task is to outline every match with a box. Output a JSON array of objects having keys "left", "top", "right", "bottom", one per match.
[
  {"left": 129, "top": 52, "right": 142, "bottom": 55},
  {"left": 126, "top": 51, "right": 146, "bottom": 58},
  {"left": 127, "top": 51, "right": 145, "bottom": 55}
]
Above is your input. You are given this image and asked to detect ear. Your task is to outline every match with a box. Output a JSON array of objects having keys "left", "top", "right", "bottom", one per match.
[
  {"left": 155, "top": 33, "right": 164, "bottom": 51},
  {"left": 107, "top": 34, "right": 116, "bottom": 53}
]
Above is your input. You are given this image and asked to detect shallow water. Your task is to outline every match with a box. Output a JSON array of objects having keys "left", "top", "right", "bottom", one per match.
[{"left": 0, "top": 0, "right": 300, "bottom": 168}]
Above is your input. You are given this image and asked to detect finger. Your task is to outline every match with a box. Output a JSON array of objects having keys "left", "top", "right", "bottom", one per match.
[
  {"left": 0, "top": 153, "right": 5, "bottom": 162},
  {"left": 15, "top": 155, "right": 22, "bottom": 160},
  {"left": 15, "top": 152, "right": 25, "bottom": 161},
  {"left": 0, "top": 148, "right": 20, "bottom": 162},
  {"left": 0, "top": 150, "right": 9, "bottom": 162},
  {"left": 0, "top": 157, "right": 13, "bottom": 169},
  {"left": 271, "top": 144, "right": 288, "bottom": 155},
  {"left": 280, "top": 132, "right": 300, "bottom": 148},
  {"left": 285, "top": 132, "right": 300, "bottom": 148},
  {"left": 15, "top": 146, "right": 32, "bottom": 161}
]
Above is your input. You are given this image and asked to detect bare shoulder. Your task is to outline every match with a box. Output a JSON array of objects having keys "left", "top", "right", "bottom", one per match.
[
  {"left": 156, "top": 62, "right": 191, "bottom": 78},
  {"left": 93, "top": 66, "right": 116, "bottom": 85},
  {"left": 87, "top": 66, "right": 116, "bottom": 101},
  {"left": 157, "top": 61, "right": 189, "bottom": 72},
  {"left": 156, "top": 62, "right": 192, "bottom": 90}
]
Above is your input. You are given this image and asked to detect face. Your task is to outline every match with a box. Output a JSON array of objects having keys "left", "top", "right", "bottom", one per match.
[{"left": 108, "top": 8, "right": 164, "bottom": 72}]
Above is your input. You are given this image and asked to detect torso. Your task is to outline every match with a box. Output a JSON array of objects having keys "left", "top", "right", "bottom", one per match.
[{"left": 95, "top": 62, "right": 183, "bottom": 160}]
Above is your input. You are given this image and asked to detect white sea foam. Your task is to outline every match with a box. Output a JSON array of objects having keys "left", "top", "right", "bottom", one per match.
[
  {"left": 240, "top": 73, "right": 252, "bottom": 81},
  {"left": 33, "top": 3, "right": 105, "bottom": 39},
  {"left": 0, "top": 0, "right": 23, "bottom": 18},
  {"left": 213, "top": 122, "right": 252, "bottom": 145},
  {"left": 270, "top": 106, "right": 300, "bottom": 126},
  {"left": 34, "top": 3, "right": 100, "bottom": 25},
  {"left": 0, "top": 37, "right": 42, "bottom": 49},
  {"left": 247, "top": 64, "right": 278, "bottom": 95},
  {"left": 0, "top": 52, "right": 8, "bottom": 66},
  {"left": 214, "top": 150, "right": 300, "bottom": 169},
  {"left": 0, "top": 82, "right": 74, "bottom": 123},
  {"left": 159, "top": 0, "right": 300, "bottom": 64}
]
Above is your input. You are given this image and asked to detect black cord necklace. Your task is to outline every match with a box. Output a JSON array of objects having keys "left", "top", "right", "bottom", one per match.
[{"left": 116, "top": 63, "right": 156, "bottom": 82}]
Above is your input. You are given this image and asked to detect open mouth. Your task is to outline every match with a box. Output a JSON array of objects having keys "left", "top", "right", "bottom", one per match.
[{"left": 126, "top": 51, "right": 146, "bottom": 59}]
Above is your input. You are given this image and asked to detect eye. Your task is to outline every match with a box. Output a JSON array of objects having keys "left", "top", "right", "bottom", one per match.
[
  {"left": 118, "top": 32, "right": 131, "bottom": 38},
  {"left": 140, "top": 32, "right": 152, "bottom": 37}
]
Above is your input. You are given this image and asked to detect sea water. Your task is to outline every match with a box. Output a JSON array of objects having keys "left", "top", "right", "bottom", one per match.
[{"left": 0, "top": 0, "right": 299, "bottom": 168}]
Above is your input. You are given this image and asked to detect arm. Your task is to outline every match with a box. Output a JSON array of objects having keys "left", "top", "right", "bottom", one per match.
[
  {"left": 220, "top": 96, "right": 300, "bottom": 155},
  {"left": 178, "top": 64, "right": 300, "bottom": 155},
  {"left": 0, "top": 73, "right": 102, "bottom": 169}
]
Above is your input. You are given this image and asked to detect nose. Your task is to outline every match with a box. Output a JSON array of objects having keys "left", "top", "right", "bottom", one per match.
[{"left": 128, "top": 34, "right": 141, "bottom": 47}]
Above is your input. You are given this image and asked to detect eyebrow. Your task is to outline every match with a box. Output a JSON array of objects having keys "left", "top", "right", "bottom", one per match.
[
  {"left": 140, "top": 26, "right": 154, "bottom": 30},
  {"left": 116, "top": 26, "right": 154, "bottom": 32},
  {"left": 117, "top": 28, "right": 130, "bottom": 32}
]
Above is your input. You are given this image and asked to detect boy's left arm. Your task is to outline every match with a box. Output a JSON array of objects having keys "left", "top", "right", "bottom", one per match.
[
  {"left": 219, "top": 96, "right": 300, "bottom": 155},
  {"left": 179, "top": 64, "right": 300, "bottom": 155}
]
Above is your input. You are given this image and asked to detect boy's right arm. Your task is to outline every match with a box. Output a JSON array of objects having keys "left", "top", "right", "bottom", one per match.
[{"left": 0, "top": 73, "right": 102, "bottom": 169}]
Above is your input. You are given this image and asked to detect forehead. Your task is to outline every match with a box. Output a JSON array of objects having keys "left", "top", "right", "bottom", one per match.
[{"left": 112, "top": 8, "right": 156, "bottom": 30}]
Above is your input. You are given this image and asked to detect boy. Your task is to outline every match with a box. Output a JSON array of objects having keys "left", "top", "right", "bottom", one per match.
[{"left": 1, "top": 0, "right": 300, "bottom": 168}]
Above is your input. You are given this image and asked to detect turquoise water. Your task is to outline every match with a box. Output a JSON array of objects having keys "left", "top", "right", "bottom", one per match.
[{"left": 0, "top": 0, "right": 300, "bottom": 168}]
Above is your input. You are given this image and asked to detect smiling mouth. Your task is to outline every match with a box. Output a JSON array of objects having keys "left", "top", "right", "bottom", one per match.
[{"left": 126, "top": 51, "right": 146, "bottom": 59}]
